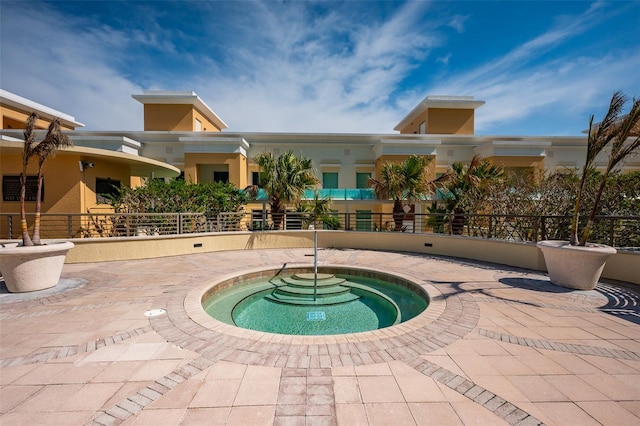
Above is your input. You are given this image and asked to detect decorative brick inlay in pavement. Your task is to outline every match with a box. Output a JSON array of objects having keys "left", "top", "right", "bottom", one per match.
[
  {"left": 476, "top": 328, "right": 640, "bottom": 360},
  {"left": 0, "top": 325, "right": 153, "bottom": 368},
  {"left": 2, "top": 248, "right": 638, "bottom": 426},
  {"left": 407, "top": 358, "right": 544, "bottom": 425},
  {"left": 150, "top": 271, "right": 480, "bottom": 369},
  {"left": 275, "top": 368, "right": 336, "bottom": 425},
  {"left": 90, "top": 356, "right": 216, "bottom": 425}
]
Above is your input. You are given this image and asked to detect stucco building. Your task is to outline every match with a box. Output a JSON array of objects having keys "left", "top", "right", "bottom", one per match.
[{"left": 2, "top": 89, "right": 637, "bottom": 235}]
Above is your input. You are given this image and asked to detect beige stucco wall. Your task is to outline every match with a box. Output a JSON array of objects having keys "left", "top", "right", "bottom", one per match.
[{"left": 61, "top": 231, "right": 639, "bottom": 285}]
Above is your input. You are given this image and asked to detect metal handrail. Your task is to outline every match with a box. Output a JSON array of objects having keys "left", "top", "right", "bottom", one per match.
[{"left": 2, "top": 212, "right": 638, "bottom": 248}]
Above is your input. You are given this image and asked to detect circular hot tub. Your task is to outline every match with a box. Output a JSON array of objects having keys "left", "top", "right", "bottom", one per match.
[{"left": 201, "top": 266, "right": 429, "bottom": 335}]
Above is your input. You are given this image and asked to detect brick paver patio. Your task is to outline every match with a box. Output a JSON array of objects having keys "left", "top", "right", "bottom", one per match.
[{"left": 1, "top": 248, "right": 638, "bottom": 425}]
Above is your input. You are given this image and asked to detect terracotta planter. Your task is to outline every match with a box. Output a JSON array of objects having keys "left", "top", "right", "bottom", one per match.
[
  {"left": 537, "top": 240, "right": 616, "bottom": 290},
  {"left": 0, "top": 241, "right": 74, "bottom": 293}
]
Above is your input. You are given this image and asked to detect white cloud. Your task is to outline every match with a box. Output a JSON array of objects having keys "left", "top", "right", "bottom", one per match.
[
  {"left": 191, "top": 0, "right": 440, "bottom": 132},
  {"left": 0, "top": 2, "right": 144, "bottom": 130},
  {"left": 1, "top": 0, "right": 637, "bottom": 138},
  {"left": 448, "top": 15, "right": 468, "bottom": 33}
]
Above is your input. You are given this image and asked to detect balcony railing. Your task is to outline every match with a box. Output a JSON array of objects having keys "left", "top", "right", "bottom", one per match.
[
  {"left": 250, "top": 188, "right": 377, "bottom": 201},
  {"left": 2, "top": 212, "right": 638, "bottom": 249}
]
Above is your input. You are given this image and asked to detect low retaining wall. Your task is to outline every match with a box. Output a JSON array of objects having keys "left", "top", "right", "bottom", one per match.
[{"left": 58, "top": 231, "right": 639, "bottom": 285}]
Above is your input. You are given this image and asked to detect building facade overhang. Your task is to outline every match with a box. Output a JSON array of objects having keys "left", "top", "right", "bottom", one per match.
[
  {"left": 69, "top": 135, "right": 142, "bottom": 155},
  {"left": 0, "top": 140, "right": 180, "bottom": 178},
  {"left": 0, "top": 89, "right": 85, "bottom": 129},
  {"left": 474, "top": 140, "right": 552, "bottom": 158},
  {"left": 180, "top": 136, "right": 250, "bottom": 156},
  {"left": 374, "top": 139, "right": 441, "bottom": 158}
]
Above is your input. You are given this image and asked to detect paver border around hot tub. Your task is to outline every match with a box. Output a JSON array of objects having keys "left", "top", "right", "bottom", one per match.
[
  {"left": 149, "top": 262, "right": 478, "bottom": 369},
  {"left": 185, "top": 263, "right": 445, "bottom": 345}
]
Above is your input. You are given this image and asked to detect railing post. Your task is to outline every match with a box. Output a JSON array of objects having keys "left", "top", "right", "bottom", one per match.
[
  {"left": 608, "top": 217, "right": 615, "bottom": 246},
  {"left": 488, "top": 215, "right": 493, "bottom": 239}
]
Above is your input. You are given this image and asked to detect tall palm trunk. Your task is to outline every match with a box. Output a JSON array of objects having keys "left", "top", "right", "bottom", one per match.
[
  {"left": 32, "top": 161, "right": 46, "bottom": 245},
  {"left": 579, "top": 171, "right": 609, "bottom": 246},
  {"left": 569, "top": 176, "right": 587, "bottom": 245},
  {"left": 19, "top": 173, "right": 34, "bottom": 247},
  {"left": 271, "top": 197, "right": 284, "bottom": 230},
  {"left": 392, "top": 199, "right": 404, "bottom": 231}
]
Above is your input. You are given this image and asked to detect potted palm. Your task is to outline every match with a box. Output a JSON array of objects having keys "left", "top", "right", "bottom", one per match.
[
  {"left": 0, "top": 113, "right": 75, "bottom": 293},
  {"left": 537, "top": 91, "right": 640, "bottom": 290}
]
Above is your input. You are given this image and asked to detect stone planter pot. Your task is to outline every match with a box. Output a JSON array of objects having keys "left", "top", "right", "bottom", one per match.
[
  {"left": 537, "top": 240, "right": 616, "bottom": 290},
  {"left": 0, "top": 241, "right": 74, "bottom": 293}
]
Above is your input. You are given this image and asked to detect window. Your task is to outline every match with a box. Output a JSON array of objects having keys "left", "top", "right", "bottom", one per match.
[
  {"left": 252, "top": 172, "right": 260, "bottom": 186},
  {"left": 419, "top": 121, "right": 426, "bottom": 134},
  {"left": 322, "top": 172, "right": 339, "bottom": 189},
  {"left": 213, "top": 171, "right": 229, "bottom": 183},
  {"left": 195, "top": 118, "right": 202, "bottom": 131},
  {"left": 355, "top": 210, "right": 372, "bottom": 231},
  {"left": 356, "top": 172, "right": 371, "bottom": 189},
  {"left": 2, "top": 176, "right": 43, "bottom": 202},
  {"left": 96, "top": 178, "right": 121, "bottom": 203}
]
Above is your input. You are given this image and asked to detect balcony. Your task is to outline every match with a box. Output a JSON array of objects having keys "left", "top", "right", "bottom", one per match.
[{"left": 249, "top": 188, "right": 377, "bottom": 201}]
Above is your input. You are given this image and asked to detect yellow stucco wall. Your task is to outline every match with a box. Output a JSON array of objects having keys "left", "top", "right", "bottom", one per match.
[
  {"left": 1, "top": 106, "right": 76, "bottom": 130},
  {"left": 2, "top": 151, "right": 139, "bottom": 214},
  {"left": 143, "top": 104, "right": 222, "bottom": 132},
  {"left": 1, "top": 153, "right": 79, "bottom": 215},
  {"left": 399, "top": 108, "right": 475, "bottom": 135},
  {"left": 143, "top": 104, "right": 193, "bottom": 131},
  {"left": 427, "top": 109, "right": 475, "bottom": 135},
  {"left": 184, "top": 153, "right": 247, "bottom": 187},
  {"left": 192, "top": 108, "right": 222, "bottom": 132},
  {"left": 399, "top": 110, "right": 429, "bottom": 134}
]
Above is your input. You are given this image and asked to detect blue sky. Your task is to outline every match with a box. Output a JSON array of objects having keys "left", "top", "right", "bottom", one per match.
[{"left": 1, "top": 1, "right": 638, "bottom": 135}]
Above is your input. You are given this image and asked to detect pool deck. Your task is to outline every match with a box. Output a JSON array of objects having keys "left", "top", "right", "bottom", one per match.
[{"left": 1, "top": 248, "right": 639, "bottom": 425}]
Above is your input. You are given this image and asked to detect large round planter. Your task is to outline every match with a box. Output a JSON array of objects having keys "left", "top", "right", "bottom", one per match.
[
  {"left": 537, "top": 240, "right": 616, "bottom": 290},
  {"left": 0, "top": 241, "right": 74, "bottom": 293}
]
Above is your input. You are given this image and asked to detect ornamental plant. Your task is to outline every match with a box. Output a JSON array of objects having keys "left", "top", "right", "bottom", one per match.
[
  {"left": 19, "top": 113, "right": 72, "bottom": 246},
  {"left": 570, "top": 91, "right": 640, "bottom": 246}
]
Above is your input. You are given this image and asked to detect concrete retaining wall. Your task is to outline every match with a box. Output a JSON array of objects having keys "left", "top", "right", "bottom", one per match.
[{"left": 56, "top": 231, "right": 639, "bottom": 285}]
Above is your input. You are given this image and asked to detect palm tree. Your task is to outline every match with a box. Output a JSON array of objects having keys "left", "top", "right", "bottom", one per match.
[
  {"left": 571, "top": 91, "right": 640, "bottom": 246},
  {"left": 368, "top": 155, "right": 433, "bottom": 231},
  {"left": 296, "top": 190, "right": 334, "bottom": 229},
  {"left": 251, "top": 150, "right": 319, "bottom": 230},
  {"left": 436, "top": 155, "right": 504, "bottom": 235},
  {"left": 19, "top": 113, "right": 72, "bottom": 246}
]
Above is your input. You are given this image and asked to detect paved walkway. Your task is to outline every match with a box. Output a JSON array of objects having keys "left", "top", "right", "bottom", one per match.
[{"left": 1, "top": 248, "right": 639, "bottom": 425}]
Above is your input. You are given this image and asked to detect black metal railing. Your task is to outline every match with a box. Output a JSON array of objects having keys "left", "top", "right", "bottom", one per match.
[{"left": 2, "top": 212, "right": 638, "bottom": 249}]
